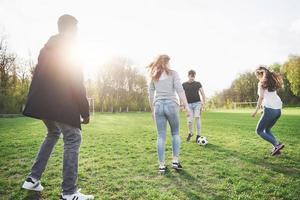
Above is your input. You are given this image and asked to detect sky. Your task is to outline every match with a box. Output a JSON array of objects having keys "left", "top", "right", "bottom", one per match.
[{"left": 0, "top": 0, "right": 300, "bottom": 97}]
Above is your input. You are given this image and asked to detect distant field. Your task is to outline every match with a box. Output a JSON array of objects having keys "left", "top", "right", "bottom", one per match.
[{"left": 0, "top": 108, "right": 299, "bottom": 200}]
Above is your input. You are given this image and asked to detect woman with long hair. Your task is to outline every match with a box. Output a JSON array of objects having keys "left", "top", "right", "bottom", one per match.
[
  {"left": 252, "top": 66, "right": 285, "bottom": 155},
  {"left": 148, "top": 55, "right": 191, "bottom": 173}
]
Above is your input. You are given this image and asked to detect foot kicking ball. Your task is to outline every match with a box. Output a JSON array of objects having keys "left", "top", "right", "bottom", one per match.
[{"left": 197, "top": 136, "right": 208, "bottom": 146}]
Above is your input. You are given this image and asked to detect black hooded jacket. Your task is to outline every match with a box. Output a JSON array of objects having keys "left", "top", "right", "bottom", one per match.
[{"left": 23, "top": 34, "right": 89, "bottom": 129}]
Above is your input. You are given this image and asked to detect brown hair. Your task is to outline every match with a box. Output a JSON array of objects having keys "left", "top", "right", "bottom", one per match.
[
  {"left": 188, "top": 70, "right": 196, "bottom": 77},
  {"left": 147, "top": 55, "right": 171, "bottom": 81},
  {"left": 255, "top": 66, "right": 283, "bottom": 92}
]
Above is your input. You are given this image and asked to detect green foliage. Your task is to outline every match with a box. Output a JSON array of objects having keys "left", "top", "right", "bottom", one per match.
[
  {"left": 283, "top": 55, "right": 300, "bottom": 96},
  {"left": 0, "top": 110, "right": 299, "bottom": 199},
  {"left": 209, "top": 61, "right": 300, "bottom": 109},
  {"left": 0, "top": 36, "right": 33, "bottom": 114},
  {"left": 94, "top": 57, "right": 149, "bottom": 112}
]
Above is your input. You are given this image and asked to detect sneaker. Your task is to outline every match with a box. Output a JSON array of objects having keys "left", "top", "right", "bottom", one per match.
[
  {"left": 60, "top": 189, "right": 94, "bottom": 200},
  {"left": 159, "top": 166, "right": 167, "bottom": 174},
  {"left": 172, "top": 162, "right": 183, "bottom": 170},
  {"left": 195, "top": 135, "right": 200, "bottom": 143},
  {"left": 273, "top": 150, "right": 281, "bottom": 156},
  {"left": 22, "top": 177, "right": 44, "bottom": 192},
  {"left": 271, "top": 143, "right": 285, "bottom": 156},
  {"left": 187, "top": 133, "right": 193, "bottom": 142}
]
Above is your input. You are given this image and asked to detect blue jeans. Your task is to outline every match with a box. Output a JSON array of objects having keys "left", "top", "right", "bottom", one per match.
[
  {"left": 154, "top": 100, "right": 180, "bottom": 163},
  {"left": 187, "top": 101, "right": 202, "bottom": 135},
  {"left": 256, "top": 107, "right": 281, "bottom": 147}
]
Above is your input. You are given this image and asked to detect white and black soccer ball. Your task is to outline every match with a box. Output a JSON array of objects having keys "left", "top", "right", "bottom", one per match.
[{"left": 197, "top": 136, "right": 208, "bottom": 146}]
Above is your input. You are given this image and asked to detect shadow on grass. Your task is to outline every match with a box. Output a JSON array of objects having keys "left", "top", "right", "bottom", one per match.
[
  {"left": 164, "top": 169, "right": 220, "bottom": 200},
  {"left": 205, "top": 143, "right": 300, "bottom": 178},
  {"left": 22, "top": 190, "right": 42, "bottom": 200}
]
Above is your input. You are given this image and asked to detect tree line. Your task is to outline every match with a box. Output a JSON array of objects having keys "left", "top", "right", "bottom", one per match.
[
  {"left": 208, "top": 56, "right": 300, "bottom": 109},
  {"left": 0, "top": 35, "right": 150, "bottom": 114},
  {"left": 1, "top": 33, "right": 299, "bottom": 114},
  {"left": 87, "top": 57, "right": 149, "bottom": 112}
]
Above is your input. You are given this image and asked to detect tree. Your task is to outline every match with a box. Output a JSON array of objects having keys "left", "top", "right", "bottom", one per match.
[
  {"left": 283, "top": 55, "right": 300, "bottom": 96},
  {"left": 94, "top": 56, "right": 149, "bottom": 112},
  {"left": 0, "top": 34, "right": 34, "bottom": 113}
]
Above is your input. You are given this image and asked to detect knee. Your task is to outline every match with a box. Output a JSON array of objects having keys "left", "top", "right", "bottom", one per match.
[
  {"left": 171, "top": 131, "right": 179, "bottom": 136},
  {"left": 46, "top": 131, "right": 61, "bottom": 140},
  {"left": 64, "top": 133, "right": 82, "bottom": 150},
  {"left": 187, "top": 117, "right": 193, "bottom": 124},
  {"left": 256, "top": 127, "right": 264, "bottom": 135},
  {"left": 157, "top": 131, "right": 166, "bottom": 139}
]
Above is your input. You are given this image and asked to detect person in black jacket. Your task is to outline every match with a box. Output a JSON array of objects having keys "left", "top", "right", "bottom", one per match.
[{"left": 22, "top": 14, "right": 94, "bottom": 200}]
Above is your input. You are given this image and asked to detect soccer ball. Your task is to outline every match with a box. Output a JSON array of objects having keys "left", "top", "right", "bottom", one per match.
[{"left": 197, "top": 136, "right": 208, "bottom": 146}]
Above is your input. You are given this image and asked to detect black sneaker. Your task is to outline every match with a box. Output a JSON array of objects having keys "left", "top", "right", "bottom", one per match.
[
  {"left": 273, "top": 150, "right": 281, "bottom": 156},
  {"left": 187, "top": 133, "right": 193, "bottom": 142},
  {"left": 159, "top": 166, "right": 167, "bottom": 174},
  {"left": 172, "top": 162, "right": 183, "bottom": 170},
  {"left": 271, "top": 143, "right": 285, "bottom": 156},
  {"left": 195, "top": 135, "right": 200, "bottom": 143}
]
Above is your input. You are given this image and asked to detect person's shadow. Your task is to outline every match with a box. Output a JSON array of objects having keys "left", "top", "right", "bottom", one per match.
[
  {"left": 164, "top": 169, "right": 202, "bottom": 199},
  {"left": 205, "top": 143, "right": 300, "bottom": 178},
  {"left": 22, "top": 190, "right": 42, "bottom": 200}
]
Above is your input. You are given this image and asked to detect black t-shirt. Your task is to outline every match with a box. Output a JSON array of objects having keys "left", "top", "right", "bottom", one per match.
[{"left": 182, "top": 81, "right": 202, "bottom": 103}]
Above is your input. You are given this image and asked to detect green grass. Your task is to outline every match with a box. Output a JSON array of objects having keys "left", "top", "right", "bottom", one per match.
[{"left": 0, "top": 109, "right": 299, "bottom": 200}]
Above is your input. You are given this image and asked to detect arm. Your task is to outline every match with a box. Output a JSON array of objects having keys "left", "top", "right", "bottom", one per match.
[
  {"left": 70, "top": 65, "right": 90, "bottom": 123},
  {"left": 199, "top": 87, "right": 206, "bottom": 106},
  {"left": 148, "top": 80, "right": 155, "bottom": 112},
  {"left": 252, "top": 84, "right": 264, "bottom": 117},
  {"left": 173, "top": 72, "right": 191, "bottom": 115}
]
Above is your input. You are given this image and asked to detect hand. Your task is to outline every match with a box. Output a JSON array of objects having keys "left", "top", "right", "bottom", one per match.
[
  {"left": 186, "top": 109, "right": 192, "bottom": 117},
  {"left": 151, "top": 110, "right": 155, "bottom": 121},
  {"left": 201, "top": 102, "right": 205, "bottom": 112},
  {"left": 251, "top": 111, "right": 257, "bottom": 117},
  {"left": 81, "top": 117, "right": 90, "bottom": 124}
]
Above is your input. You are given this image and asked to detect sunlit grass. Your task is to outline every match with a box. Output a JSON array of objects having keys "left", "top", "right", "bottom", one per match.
[{"left": 0, "top": 109, "right": 299, "bottom": 199}]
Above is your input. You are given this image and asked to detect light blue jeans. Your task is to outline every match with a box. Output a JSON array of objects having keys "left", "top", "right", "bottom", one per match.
[
  {"left": 187, "top": 101, "right": 202, "bottom": 136},
  {"left": 154, "top": 100, "right": 180, "bottom": 163},
  {"left": 256, "top": 107, "right": 281, "bottom": 147}
]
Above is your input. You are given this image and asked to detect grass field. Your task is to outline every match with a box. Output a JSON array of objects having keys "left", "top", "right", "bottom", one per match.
[{"left": 0, "top": 109, "right": 299, "bottom": 200}]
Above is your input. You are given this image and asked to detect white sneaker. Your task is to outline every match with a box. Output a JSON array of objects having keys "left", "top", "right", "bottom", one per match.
[
  {"left": 22, "top": 177, "right": 44, "bottom": 192},
  {"left": 60, "top": 189, "right": 94, "bottom": 200}
]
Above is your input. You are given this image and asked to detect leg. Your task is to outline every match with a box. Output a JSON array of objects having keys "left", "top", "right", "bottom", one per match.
[
  {"left": 265, "top": 110, "right": 281, "bottom": 143},
  {"left": 196, "top": 117, "right": 201, "bottom": 136},
  {"left": 165, "top": 102, "right": 180, "bottom": 161},
  {"left": 256, "top": 108, "right": 278, "bottom": 147},
  {"left": 59, "top": 122, "right": 82, "bottom": 195},
  {"left": 194, "top": 102, "right": 202, "bottom": 136},
  {"left": 187, "top": 103, "right": 194, "bottom": 135},
  {"left": 29, "top": 120, "right": 61, "bottom": 180},
  {"left": 187, "top": 115, "right": 193, "bottom": 135},
  {"left": 154, "top": 102, "right": 167, "bottom": 166}
]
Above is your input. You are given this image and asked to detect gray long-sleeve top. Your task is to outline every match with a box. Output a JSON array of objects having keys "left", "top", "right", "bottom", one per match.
[{"left": 148, "top": 70, "right": 185, "bottom": 105}]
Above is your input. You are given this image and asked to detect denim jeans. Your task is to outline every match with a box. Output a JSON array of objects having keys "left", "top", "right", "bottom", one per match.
[
  {"left": 154, "top": 100, "right": 180, "bottom": 163},
  {"left": 29, "top": 120, "right": 82, "bottom": 195},
  {"left": 187, "top": 101, "right": 202, "bottom": 136},
  {"left": 256, "top": 107, "right": 281, "bottom": 147}
]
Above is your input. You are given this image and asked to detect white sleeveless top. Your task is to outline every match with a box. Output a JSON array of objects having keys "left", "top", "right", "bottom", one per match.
[{"left": 258, "top": 84, "right": 282, "bottom": 109}]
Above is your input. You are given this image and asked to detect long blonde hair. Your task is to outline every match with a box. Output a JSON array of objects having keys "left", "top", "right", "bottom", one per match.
[{"left": 147, "top": 55, "right": 171, "bottom": 81}]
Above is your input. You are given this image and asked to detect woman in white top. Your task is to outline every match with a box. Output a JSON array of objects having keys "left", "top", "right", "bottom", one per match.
[{"left": 252, "top": 66, "right": 285, "bottom": 156}]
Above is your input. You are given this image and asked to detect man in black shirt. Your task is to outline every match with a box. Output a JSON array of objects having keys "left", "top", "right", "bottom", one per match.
[{"left": 182, "top": 70, "right": 206, "bottom": 142}]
